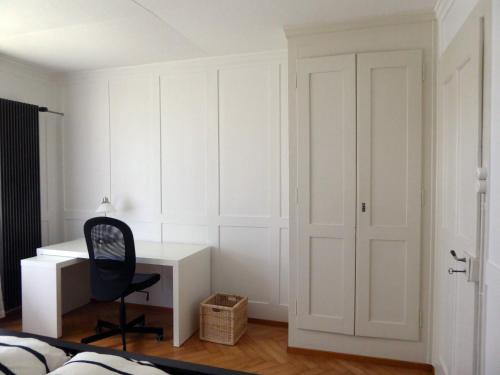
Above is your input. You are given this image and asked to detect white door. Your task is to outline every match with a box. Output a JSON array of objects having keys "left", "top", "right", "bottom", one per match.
[
  {"left": 356, "top": 50, "right": 423, "bottom": 340},
  {"left": 296, "top": 54, "right": 356, "bottom": 334},
  {"left": 435, "top": 13, "right": 484, "bottom": 375}
]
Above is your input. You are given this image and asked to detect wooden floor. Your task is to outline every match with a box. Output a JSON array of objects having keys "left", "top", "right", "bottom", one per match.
[{"left": 0, "top": 302, "right": 432, "bottom": 374}]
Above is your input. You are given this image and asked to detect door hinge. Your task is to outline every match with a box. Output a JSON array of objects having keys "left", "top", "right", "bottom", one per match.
[
  {"left": 419, "top": 310, "right": 423, "bottom": 328},
  {"left": 421, "top": 189, "right": 425, "bottom": 207},
  {"left": 296, "top": 187, "right": 299, "bottom": 205},
  {"left": 422, "top": 63, "right": 425, "bottom": 81},
  {"left": 295, "top": 299, "right": 298, "bottom": 315},
  {"left": 295, "top": 73, "right": 298, "bottom": 89}
]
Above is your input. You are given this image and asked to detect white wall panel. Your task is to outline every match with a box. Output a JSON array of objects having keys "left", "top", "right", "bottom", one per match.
[
  {"left": 279, "top": 228, "right": 289, "bottom": 306},
  {"left": 109, "top": 75, "right": 160, "bottom": 217},
  {"left": 280, "top": 64, "right": 289, "bottom": 219},
  {"left": 216, "top": 226, "right": 272, "bottom": 304},
  {"left": 63, "top": 81, "right": 109, "bottom": 212},
  {"left": 218, "top": 65, "right": 276, "bottom": 218},
  {"left": 125, "top": 221, "right": 161, "bottom": 242},
  {"left": 40, "top": 115, "right": 63, "bottom": 245},
  {"left": 162, "top": 224, "right": 208, "bottom": 244},
  {"left": 64, "top": 219, "right": 85, "bottom": 240},
  {"left": 40, "top": 116, "right": 50, "bottom": 245},
  {"left": 45, "top": 118, "right": 64, "bottom": 244},
  {"left": 61, "top": 52, "right": 288, "bottom": 321},
  {"left": 161, "top": 72, "right": 208, "bottom": 217},
  {"left": 40, "top": 117, "right": 48, "bottom": 223},
  {"left": 41, "top": 220, "right": 49, "bottom": 246}
]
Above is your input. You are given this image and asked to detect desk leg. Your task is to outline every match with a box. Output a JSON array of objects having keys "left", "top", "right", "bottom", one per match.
[
  {"left": 172, "top": 248, "right": 211, "bottom": 347},
  {"left": 22, "top": 262, "right": 62, "bottom": 338}
]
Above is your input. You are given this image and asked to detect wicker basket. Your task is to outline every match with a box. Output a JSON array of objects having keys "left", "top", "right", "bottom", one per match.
[{"left": 199, "top": 293, "right": 248, "bottom": 345}]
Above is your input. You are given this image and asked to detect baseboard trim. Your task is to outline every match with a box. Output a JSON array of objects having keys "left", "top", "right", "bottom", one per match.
[
  {"left": 248, "top": 318, "right": 288, "bottom": 328},
  {"left": 287, "top": 346, "right": 434, "bottom": 372}
]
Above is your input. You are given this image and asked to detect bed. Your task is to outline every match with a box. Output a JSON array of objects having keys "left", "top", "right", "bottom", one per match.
[{"left": 0, "top": 329, "right": 253, "bottom": 375}]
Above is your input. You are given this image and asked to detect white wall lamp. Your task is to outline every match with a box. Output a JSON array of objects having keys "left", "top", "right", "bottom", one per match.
[{"left": 96, "top": 196, "right": 115, "bottom": 217}]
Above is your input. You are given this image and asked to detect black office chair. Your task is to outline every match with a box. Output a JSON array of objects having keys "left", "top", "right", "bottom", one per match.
[{"left": 81, "top": 217, "right": 163, "bottom": 351}]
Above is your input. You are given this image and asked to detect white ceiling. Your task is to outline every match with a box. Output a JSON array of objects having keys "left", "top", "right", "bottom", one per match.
[{"left": 0, "top": 0, "right": 437, "bottom": 72}]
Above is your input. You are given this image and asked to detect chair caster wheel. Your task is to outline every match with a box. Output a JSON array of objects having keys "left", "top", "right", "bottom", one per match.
[{"left": 156, "top": 334, "right": 163, "bottom": 342}]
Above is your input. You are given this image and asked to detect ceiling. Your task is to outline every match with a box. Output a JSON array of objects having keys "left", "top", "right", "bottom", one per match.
[{"left": 0, "top": 0, "right": 437, "bottom": 73}]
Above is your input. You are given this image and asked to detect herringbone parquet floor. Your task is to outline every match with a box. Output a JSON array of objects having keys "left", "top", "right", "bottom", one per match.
[{"left": 0, "top": 302, "right": 432, "bottom": 374}]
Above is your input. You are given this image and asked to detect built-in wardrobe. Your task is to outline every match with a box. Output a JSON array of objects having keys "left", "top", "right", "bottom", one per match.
[{"left": 287, "top": 15, "right": 434, "bottom": 362}]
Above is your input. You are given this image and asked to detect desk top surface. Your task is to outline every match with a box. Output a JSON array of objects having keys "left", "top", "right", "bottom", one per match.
[{"left": 37, "top": 238, "right": 210, "bottom": 265}]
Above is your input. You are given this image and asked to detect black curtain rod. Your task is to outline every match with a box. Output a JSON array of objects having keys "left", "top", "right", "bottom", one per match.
[{"left": 38, "top": 107, "right": 64, "bottom": 116}]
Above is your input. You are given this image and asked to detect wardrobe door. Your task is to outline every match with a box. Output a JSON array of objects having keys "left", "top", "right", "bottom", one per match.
[
  {"left": 296, "top": 54, "right": 356, "bottom": 334},
  {"left": 356, "top": 50, "right": 423, "bottom": 340}
]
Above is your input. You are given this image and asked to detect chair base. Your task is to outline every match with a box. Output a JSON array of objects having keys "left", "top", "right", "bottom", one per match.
[{"left": 81, "top": 313, "right": 164, "bottom": 351}]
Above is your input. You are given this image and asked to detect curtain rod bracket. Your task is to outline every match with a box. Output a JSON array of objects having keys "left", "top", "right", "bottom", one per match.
[{"left": 38, "top": 107, "right": 64, "bottom": 116}]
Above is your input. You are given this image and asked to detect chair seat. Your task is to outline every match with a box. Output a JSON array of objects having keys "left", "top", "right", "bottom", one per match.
[{"left": 126, "top": 273, "right": 160, "bottom": 294}]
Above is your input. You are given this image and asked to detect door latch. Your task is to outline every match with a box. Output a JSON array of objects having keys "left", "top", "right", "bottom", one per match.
[{"left": 361, "top": 202, "right": 366, "bottom": 212}]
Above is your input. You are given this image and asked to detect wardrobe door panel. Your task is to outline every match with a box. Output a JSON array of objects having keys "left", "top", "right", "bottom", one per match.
[
  {"left": 356, "top": 50, "right": 422, "bottom": 340},
  {"left": 296, "top": 54, "right": 356, "bottom": 335}
]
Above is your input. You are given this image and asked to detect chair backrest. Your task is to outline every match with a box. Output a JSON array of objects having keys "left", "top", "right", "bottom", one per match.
[{"left": 84, "top": 217, "right": 136, "bottom": 301}]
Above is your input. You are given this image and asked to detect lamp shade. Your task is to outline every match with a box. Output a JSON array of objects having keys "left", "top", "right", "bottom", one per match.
[{"left": 96, "top": 196, "right": 115, "bottom": 215}]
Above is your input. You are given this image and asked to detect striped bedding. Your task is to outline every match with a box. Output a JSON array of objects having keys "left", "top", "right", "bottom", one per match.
[
  {"left": 0, "top": 336, "right": 169, "bottom": 374},
  {"left": 49, "top": 352, "right": 169, "bottom": 374},
  {"left": 0, "top": 335, "right": 69, "bottom": 374}
]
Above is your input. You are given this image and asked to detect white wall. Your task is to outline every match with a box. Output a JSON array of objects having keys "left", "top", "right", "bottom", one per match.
[
  {"left": 0, "top": 56, "right": 63, "bottom": 246},
  {"left": 61, "top": 51, "right": 289, "bottom": 321},
  {"left": 435, "top": 0, "right": 481, "bottom": 55}
]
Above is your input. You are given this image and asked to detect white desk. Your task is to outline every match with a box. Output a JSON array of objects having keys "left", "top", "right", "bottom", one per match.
[{"left": 21, "top": 239, "right": 211, "bottom": 347}]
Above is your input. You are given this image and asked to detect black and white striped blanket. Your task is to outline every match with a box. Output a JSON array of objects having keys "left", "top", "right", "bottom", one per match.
[
  {"left": 49, "top": 352, "right": 169, "bottom": 374},
  {"left": 0, "top": 336, "right": 170, "bottom": 374},
  {"left": 0, "top": 335, "right": 69, "bottom": 374}
]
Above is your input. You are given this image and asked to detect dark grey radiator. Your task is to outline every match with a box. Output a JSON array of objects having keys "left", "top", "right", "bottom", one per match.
[{"left": 0, "top": 98, "right": 41, "bottom": 310}]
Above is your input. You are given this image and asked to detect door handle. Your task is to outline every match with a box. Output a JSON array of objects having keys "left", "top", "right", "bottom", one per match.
[{"left": 450, "top": 250, "right": 466, "bottom": 263}]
